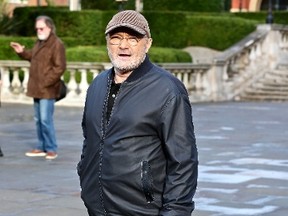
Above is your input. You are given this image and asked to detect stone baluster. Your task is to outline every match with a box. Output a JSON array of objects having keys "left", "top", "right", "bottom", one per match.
[
  {"left": 79, "top": 69, "right": 89, "bottom": 98},
  {"left": 22, "top": 67, "right": 29, "bottom": 93},
  {"left": 255, "top": 40, "right": 263, "bottom": 57},
  {"left": 249, "top": 44, "right": 257, "bottom": 61},
  {"left": 11, "top": 69, "right": 22, "bottom": 94},
  {"left": 175, "top": 71, "right": 182, "bottom": 84},
  {"left": 182, "top": 70, "right": 190, "bottom": 90},
  {"left": 66, "top": 69, "right": 78, "bottom": 97},
  {"left": 195, "top": 70, "right": 203, "bottom": 91},
  {"left": 90, "top": 69, "right": 100, "bottom": 79},
  {"left": 0, "top": 67, "right": 11, "bottom": 97},
  {"left": 201, "top": 70, "right": 210, "bottom": 95}
]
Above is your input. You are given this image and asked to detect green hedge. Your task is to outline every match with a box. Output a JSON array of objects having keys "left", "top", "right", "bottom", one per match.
[
  {"left": 66, "top": 46, "right": 192, "bottom": 63},
  {"left": 0, "top": 36, "right": 35, "bottom": 60},
  {"left": 81, "top": 0, "right": 231, "bottom": 12},
  {"left": 0, "top": 36, "right": 84, "bottom": 60},
  {"left": 0, "top": 36, "right": 192, "bottom": 62},
  {"left": 11, "top": 7, "right": 106, "bottom": 46},
  {"left": 185, "top": 16, "right": 257, "bottom": 50},
  {"left": 234, "top": 11, "right": 288, "bottom": 25},
  {"left": 9, "top": 8, "right": 258, "bottom": 50}
]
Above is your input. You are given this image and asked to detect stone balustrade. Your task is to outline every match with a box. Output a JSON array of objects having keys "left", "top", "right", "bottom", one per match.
[
  {"left": 0, "top": 60, "right": 211, "bottom": 106},
  {"left": 1, "top": 24, "right": 288, "bottom": 106},
  {"left": 207, "top": 24, "right": 288, "bottom": 101}
]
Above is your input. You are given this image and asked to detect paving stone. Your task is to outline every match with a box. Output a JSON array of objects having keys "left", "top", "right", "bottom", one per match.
[{"left": 1, "top": 101, "right": 288, "bottom": 216}]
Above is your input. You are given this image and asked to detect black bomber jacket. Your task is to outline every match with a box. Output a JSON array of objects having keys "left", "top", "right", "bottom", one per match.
[{"left": 77, "top": 56, "right": 198, "bottom": 216}]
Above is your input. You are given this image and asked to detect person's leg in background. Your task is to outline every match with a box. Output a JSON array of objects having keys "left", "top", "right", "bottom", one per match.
[
  {"left": 25, "top": 98, "right": 58, "bottom": 159},
  {"left": 0, "top": 146, "right": 3, "bottom": 157},
  {"left": 38, "top": 98, "right": 58, "bottom": 159},
  {"left": 25, "top": 98, "right": 46, "bottom": 157},
  {"left": 34, "top": 98, "right": 45, "bottom": 151},
  {"left": 0, "top": 73, "right": 3, "bottom": 157}
]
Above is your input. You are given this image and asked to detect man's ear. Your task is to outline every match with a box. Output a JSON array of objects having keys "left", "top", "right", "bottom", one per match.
[{"left": 145, "top": 38, "right": 153, "bottom": 53}]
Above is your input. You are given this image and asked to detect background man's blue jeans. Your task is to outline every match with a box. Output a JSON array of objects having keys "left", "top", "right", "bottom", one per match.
[{"left": 33, "top": 98, "right": 57, "bottom": 153}]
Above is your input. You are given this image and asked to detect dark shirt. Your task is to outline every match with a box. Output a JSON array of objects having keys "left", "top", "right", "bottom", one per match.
[{"left": 106, "top": 80, "right": 121, "bottom": 122}]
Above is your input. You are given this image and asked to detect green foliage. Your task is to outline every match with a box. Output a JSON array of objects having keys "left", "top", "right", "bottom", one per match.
[
  {"left": 145, "top": 11, "right": 189, "bottom": 48},
  {"left": 185, "top": 16, "right": 257, "bottom": 50},
  {"left": 66, "top": 46, "right": 191, "bottom": 62},
  {"left": 0, "top": 15, "right": 17, "bottom": 34},
  {"left": 66, "top": 46, "right": 109, "bottom": 62},
  {"left": 233, "top": 11, "right": 288, "bottom": 25},
  {"left": 10, "top": 8, "right": 259, "bottom": 51},
  {"left": 81, "top": 0, "right": 231, "bottom": 12},
  {"left": 81, "top": 0, "right": 121, "bottom": 10},
  {"left": 0, "top": 36, "right": 36, "bottom": 60},
  {"left": 149, "top": 47, "right": 192, "bottom": 63},
  {"left": 0, "top": 0, "right": 21, "bottom": 34},
  {"left": 0, "top": 36, "right": 86, "bottom": 60},
  {"left": 143, "top": 0, "right": 221, "bottom": 12},
  {"left": 11, "top": 7, "right": 108, "bottom": 45},
  {"left": 0, "top": 38, "right": 192, "bottom": 63}
]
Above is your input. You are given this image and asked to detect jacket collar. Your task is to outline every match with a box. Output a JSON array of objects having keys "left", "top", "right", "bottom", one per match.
[
  {"left": 34, "top": 32, "right": 57, "bottom": 55},
  {"left": 36, "top": 32, "right": 56, "bottom": 46}
]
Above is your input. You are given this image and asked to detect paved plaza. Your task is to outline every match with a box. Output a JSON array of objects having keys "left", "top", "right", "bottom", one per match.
[{"left": 0, "top": 101, "right": 287, "bottom": 216}]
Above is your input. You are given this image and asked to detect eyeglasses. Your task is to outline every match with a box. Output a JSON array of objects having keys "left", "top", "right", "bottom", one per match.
[
  {"left": 35, "top": 26, "right": 47, "bottom": 31},
  {"left": 109, "top": 35, "right": 144, "bottom": 46}
]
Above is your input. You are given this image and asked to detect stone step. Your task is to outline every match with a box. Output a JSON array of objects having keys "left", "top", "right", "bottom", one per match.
[
  {"left": 251, "top": 82, "right": 288, "bottom": 90},
  {"left": 239, "top": 94, "right": 288, "bottom": 101},
  {"left": 263, "top": 72, "right": 288, "bottom": 81},
  {"left": 243, "top": 88, "right": 288, "bottom": 96},
  {"left": 239, "top": 68, "right": 288, "bottom": 101}
]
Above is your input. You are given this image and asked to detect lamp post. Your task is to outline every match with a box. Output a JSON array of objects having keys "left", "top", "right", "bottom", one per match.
[
  {"left": 135, "top": 0, "right": 143, "bottom": 12},
  {"left": 115, "top": 0, "right": 128, "bottom": 11},
  {"left": 266, "top": 0, "right": 274, "bottom": 24},
  {"left": 275, "top": 0, "right": 279, "bottom": 10}
]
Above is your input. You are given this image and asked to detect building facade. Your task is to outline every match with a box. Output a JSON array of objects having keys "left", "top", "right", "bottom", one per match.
[
  {"left": 7, "top": 0, "right": 68, "bottom": 7},
  {"left": 231, "top": 0, "right": 288, "bottom": 12},
  {"left": 6, "top": 0, "right": 81, "bottom": 14}
]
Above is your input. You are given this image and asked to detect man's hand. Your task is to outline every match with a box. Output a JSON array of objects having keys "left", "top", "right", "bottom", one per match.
[{"left": 10, "top": 42, "right": 25, "bottom": 53}]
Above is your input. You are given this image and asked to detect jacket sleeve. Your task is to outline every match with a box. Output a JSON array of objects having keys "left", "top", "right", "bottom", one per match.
[
  {"left": 18, "top": 49, "right": 32, "bottom": 61},
  {"left": 159, "top": 93, "right": 198, "bottom": 216}
]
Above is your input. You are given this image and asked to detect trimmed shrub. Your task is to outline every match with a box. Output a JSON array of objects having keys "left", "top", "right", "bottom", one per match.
[
  {"left": 0, "top": 37, "right": 192, "bottom": 63},
  {"left": 66, "top": 46, "right": 109, "bottom": 62},
  {"left": 0, "top": 36, "right": 36, "bottom": 60},
  {"left": 81, "top": 0, "right": 231, "bottom": 12},
  {"left": 185, "top": 16, "right": 257, "bottom": 50},
  {"left": 149, "top": 47, "right": 192, "bottom": 63},
  {"left": 0, "top": 36, "right": 87, "bottom": 60},
  {"left": 9, "top": 8, "right": 258, "bottom": 50},
  {"left": 66, "top": 46, "right": 192, "bottom": 62}
]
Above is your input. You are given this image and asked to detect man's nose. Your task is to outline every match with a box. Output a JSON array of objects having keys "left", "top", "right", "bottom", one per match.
[{"left": 119, "top": 38, "right": 130, "bottom": 47}]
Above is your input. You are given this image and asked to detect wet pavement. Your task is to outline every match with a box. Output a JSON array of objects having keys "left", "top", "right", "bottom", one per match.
[{"left": 0, "top": 101, "right": 287, "bottom": 216}]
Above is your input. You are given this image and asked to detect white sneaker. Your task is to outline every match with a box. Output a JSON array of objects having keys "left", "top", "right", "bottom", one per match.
[{"left": 25, "top": 149, "right": 46, "bottom": 157}]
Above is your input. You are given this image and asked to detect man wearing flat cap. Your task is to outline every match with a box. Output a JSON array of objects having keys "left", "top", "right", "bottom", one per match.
[{"left": 77, "top": 10, "right": 198, "bottom": 216}]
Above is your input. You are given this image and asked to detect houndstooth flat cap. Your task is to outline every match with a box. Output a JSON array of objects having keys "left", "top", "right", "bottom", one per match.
[{"left": 105, "top": 10, "right": 151, "bottom": 37}]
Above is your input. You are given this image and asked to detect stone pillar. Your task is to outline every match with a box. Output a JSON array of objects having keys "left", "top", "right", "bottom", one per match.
[
  {"left": 135, "top": 0, "right": 143, "bottom": 12},
  {"left": 69, "top": 0, "right": 81, "bottom": 11}
]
